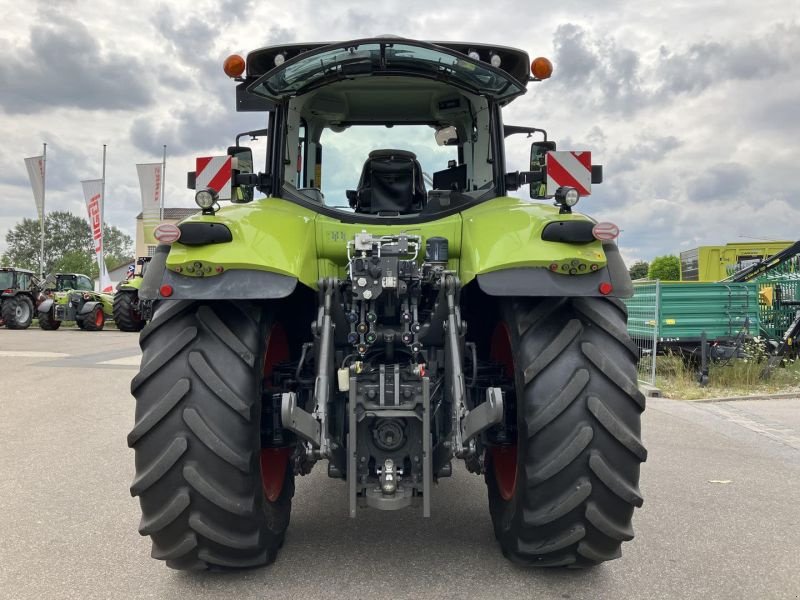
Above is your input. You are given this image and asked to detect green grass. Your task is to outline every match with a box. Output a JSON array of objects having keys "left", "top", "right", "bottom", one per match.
[{"left": 651, "top": 351, "right": 800, "bottom": 400}]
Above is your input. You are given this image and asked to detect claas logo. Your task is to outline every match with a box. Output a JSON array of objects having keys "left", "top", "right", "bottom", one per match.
[{"left": 88, "top": 194, "right": 102, "bottom": 253}]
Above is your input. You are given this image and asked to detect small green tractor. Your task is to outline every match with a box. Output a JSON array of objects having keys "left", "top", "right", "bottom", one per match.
[
  {"left": 37, "top": 273, "right": 113, "bottom": 331},
  {"left": 130, "top": 37, "right": 645, "bottom": 571},
  {"left": 0, "top": 267, "right": 40, "bottom": 329},
  {"left": 113, "top": 257, "right": 152, "bottom": 332}
]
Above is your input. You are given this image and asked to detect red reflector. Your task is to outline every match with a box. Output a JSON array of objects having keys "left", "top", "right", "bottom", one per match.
[
  {"left": 592, "top": 222, "right": 620, "bottom": 241},
  {"left": 599, "top": 282, "right": 613, "bottom": 295},
  {"left": 159, "top": 284, "right": 174, "bottom": 298},
  {"left": 215, "top": 266, "right": 224, "bottom": 273},
  {"left": 154, "top": 223, "right": 181, "bottom": 244},
  {"left": 3, "top": 289, "right": 12, "bottom": 294},
  {"left": 549, "top": 263, "right": 559, "bottom": 271}
]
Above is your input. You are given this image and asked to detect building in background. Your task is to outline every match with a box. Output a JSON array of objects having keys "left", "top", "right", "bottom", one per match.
[
  {"left": 680, "top": 241, "right": 793, "bottom": 281},
  {"left": 135, "top": 208, "right": 198, "bottom": 258},
  {"left": 90, "top": 261, "right": 134, "bottom": 291}
]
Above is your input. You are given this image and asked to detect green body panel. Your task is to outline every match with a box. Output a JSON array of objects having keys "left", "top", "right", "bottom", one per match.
[
  {"left": 165, "top": 196, "right": 606, "bottom": 289},
  {"left": 118, "top": 276, "right": 143, "bottom": 292},
  {"left": 314, "top": 213, "right": 463, "bottom": 280},
  {"left": 625, "top": 281, "right": 760, "bottom": 343},
  {"left": 458, "top": 198, "right": 606, "bottom": 283},
  {"left": 165, "top": 199, "right": 319, "bottom": 287}
]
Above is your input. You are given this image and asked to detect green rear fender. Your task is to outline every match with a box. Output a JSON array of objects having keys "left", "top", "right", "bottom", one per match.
[
  {"left": 165, "top": 199, "right": 319, "bottom": 286},
  {"left": 460, "top": 197, "right": 632, "bottom": 298}
]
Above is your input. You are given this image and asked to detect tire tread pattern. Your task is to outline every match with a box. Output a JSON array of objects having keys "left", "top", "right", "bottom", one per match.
[
  {"left": 487, "top": 297, "right": 646, "bottom": 567},
  {"left": 129, "top": 300, "right": 292, "bottom": 571}
]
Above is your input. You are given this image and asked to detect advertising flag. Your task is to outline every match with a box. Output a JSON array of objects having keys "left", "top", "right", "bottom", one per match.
[
  {"left": 137, "top": 163, "right": 162, "bottom": 245},
  {"left": 81, "top": 179, "right": 113, "bottom": 293},
  {"left": 24, "top": 156, "right": 46, "bottom": 219}
]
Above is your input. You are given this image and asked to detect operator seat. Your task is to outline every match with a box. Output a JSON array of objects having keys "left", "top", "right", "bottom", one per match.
[{"left": 347, "top": 149, "right": 426, "bottom": 214}]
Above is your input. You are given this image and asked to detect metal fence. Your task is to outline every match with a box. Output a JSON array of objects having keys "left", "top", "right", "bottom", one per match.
[{"left": 624, "top": 280, "right": 660, "bottom": 386}]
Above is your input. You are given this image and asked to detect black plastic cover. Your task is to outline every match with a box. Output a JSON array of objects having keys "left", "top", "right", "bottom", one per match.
[
  {"left": 541, "top": 220, "right": 596, "bottom": 244},
  {"left": 178, "top": 222, "right": 233, "bottom": 246}
]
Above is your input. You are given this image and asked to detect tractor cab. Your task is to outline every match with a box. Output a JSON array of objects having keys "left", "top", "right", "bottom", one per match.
[
  {"left": 48, "top": 273, "right": 94, "bottom": 293},
  {"left": 187, "top": 38, "right": 601, "bottom": 220}
]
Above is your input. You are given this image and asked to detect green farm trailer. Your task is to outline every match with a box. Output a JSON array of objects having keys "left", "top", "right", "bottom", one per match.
[{"left": 626, "top": 281, "right": 760, "bottom": 356}]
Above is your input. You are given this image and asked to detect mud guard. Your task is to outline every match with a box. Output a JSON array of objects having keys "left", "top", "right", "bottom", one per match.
[
  {"left": 140, "top": 244, "right": 298, "bottom": 301},
  {"left": 78, "top": 301, "right": 101, "bottom": 316},
  {"left": 477, "top": 242, "right": 633, "bottom": 298},
  {"left": 37, "top": 298, "right": 54, "bottom": 314}
]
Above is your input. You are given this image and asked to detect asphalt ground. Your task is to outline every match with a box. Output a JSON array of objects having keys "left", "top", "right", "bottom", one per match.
[{"left": 1, "top": 328, "right": 798, "bottom": 600}]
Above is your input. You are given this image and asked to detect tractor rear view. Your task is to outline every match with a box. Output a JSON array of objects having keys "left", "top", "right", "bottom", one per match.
[{"left": 130, "top": 37, "right": 645, "bottom": 571}]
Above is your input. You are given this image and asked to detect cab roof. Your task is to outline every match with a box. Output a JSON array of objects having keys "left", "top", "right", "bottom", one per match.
[{"left": 245, "top": 38, "right": 531, "bottom": 85}]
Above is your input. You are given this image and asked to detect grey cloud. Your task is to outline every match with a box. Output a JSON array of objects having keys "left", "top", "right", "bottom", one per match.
[
  {"left": 130, "top": 107, "right": 264, "bottom": 157},
  {"left": 688, "top": 162, "right": 751, "bottom": 202},
  {"left": 614, "top": 135, "right": 682, "bottom": 173},
  {"left": 546, "top": 23, "right": 798, "bottom": 116},
  {"left": 0, "top": 15, "right": 152, "bottom": 114}
]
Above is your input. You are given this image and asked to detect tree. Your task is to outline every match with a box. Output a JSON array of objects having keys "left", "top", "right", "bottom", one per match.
[
  {"left": 628, "top": 260, "right": 650, "bottom": 280},
  {"left": 1, "top": 211, "right": 133, "bottom": 277},
  {"left": 648, "top": 255, "right": 681, "bottom": 281}
]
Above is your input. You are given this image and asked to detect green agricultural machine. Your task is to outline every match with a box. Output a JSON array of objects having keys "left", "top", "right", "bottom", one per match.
[
  {"left": 130, "top": 37, "right": 645, "bottom": 571},
  {"left": 114, "top": 257, "right": 152, "bottom": 332},
  {"left": 0, "top": 267, "right": 40, "bottom": 329},
  {"left": 37, "top": 273, "right": 113, "bottom": 331}
]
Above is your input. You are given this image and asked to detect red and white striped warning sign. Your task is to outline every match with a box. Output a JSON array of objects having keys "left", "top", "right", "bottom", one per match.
[
  {"left": 196, "top": 156, "right": 233, "bottom": 200},
  {"left": 546, "top": 151, "right": 592, "bottom": 196}
]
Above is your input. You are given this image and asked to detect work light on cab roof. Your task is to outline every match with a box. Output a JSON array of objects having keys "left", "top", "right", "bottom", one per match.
[{"left": 223, "top": 54, "right": 246, "bottom": 78}]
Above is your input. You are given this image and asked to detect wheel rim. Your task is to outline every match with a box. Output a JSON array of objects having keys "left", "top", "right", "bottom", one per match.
[
  {"left": 489, "top": 321, "right": 518, "bottom": 501},
  {"left": 95, "top": 310, "right": 104, "bottom": 327},
  {"left": 16, "top": 302, "right": 30, "bottom": 322},
  {"left": 260, "top": 323, "right": 291, "bottom": 502}
]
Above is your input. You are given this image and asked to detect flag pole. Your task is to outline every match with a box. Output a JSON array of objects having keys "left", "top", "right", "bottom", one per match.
[
  {"left": 101, "top": 145, "right": 107, "bottom": 290},
  {"left": 40, "top": 143, "right": 46, "bottom": 279},
  {"left": 101, "top": 144, "right": 106, "bottom": 230},
  {"left": 161, "top": 145, "right": 166, "bottom": 221}
]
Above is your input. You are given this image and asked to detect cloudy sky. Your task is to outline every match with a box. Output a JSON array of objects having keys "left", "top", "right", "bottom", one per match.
[{"left": 1, "top": 0, "right": 798, "bottom": 264}]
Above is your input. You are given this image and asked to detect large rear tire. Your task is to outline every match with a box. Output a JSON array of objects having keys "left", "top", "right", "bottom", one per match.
[
  {"left": 114, "top": 290, "right": 145, "bottom": 332},
  {"left": 129, "top": 300, "right": 293, "bottom": 570},
  {"left": 2, "top": 295, "right": 34, "bottom": 329},
  {"left": 485, "top": 297, "right": 646, "bottom": 567}
]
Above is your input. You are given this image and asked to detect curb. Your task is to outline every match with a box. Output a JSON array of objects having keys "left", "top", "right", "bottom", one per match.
[{"left": 690, "top": 392, "right": 800, "bottom": 403}]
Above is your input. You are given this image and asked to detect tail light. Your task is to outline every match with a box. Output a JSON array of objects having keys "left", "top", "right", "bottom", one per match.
[
  {"left": 154, "top": 223, "right": 181, "bottom": 244},
  {"left": 592, "top": 222, "right": 620, "bottom": 241}
]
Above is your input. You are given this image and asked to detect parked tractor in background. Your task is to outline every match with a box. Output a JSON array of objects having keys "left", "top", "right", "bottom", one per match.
[
  {"left": 131, "top": 37, "right": 644, "bottom": 571},
  {"left": 37, "top": 273, "right": 114, "bottom": 331},
  {"left": 0, "top": 267, "right": 41, "bottom": 329},
  {"left": 114, "top": 257, "right": 152, "bottom": 332}
]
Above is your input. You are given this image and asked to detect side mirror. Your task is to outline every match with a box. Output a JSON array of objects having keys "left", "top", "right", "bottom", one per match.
[
  {"left": 227, "top": 146, "right": 254, "bottom": 203},
  {"left": 435, "top": 126, "right": 458, "bottom": 147},
  {"left": 530, "top": 141, "right": 556, "bottom": 199}
]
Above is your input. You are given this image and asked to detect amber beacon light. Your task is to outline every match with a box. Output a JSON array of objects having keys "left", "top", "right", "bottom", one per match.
[
  {"left": 531, "top": 56, "right": 553, "bottom": 80},
  {"left": 223, "top": 54, "right": 246, "bottom": 78}
]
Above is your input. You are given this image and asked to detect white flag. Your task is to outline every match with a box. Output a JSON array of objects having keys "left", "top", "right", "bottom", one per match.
[
  {"left": 136, "top": 163, "right": 162, "bottom": 245},
  {"left": 24, "top": 156, "right": 45, "bottom": 219},
  {"left": 81, "top": 179, "right": 113, "bottom": 293}
]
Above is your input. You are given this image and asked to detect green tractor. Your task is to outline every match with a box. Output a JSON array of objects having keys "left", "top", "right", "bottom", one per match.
[
  {"left": 0, "top": 267, "right": 40, "bottom": 329},
  {"left": 114, "top": 257, "right": 152, "bottom": 332},
  {"left": 130, "top": 38, "right": 645, "bottom": 571},
  {"left": 37, "top": 273, "right": 113, "bottom": 331}
]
